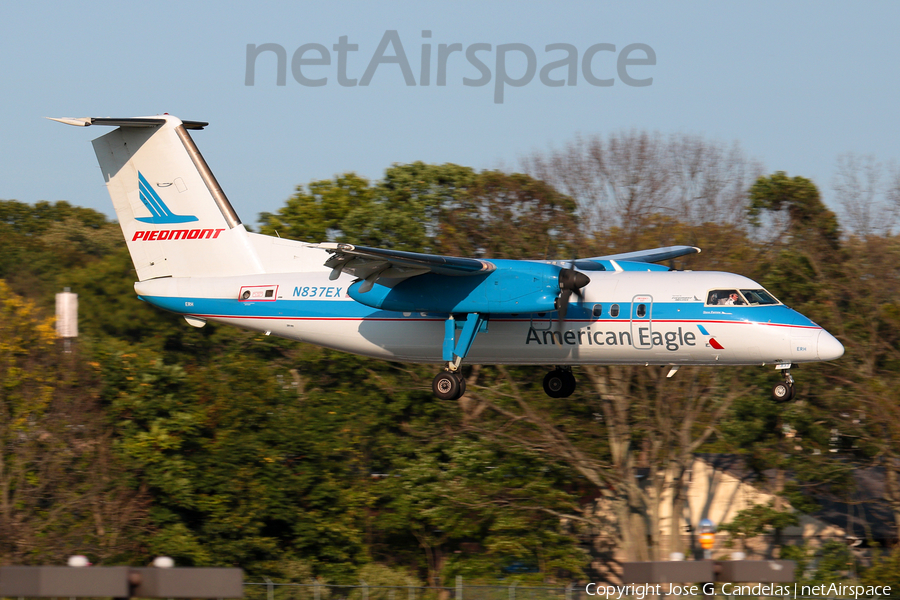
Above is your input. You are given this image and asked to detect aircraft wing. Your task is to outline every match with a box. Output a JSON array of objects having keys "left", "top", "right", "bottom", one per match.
[
  {"left": 314, "top": 243, "right": 698, "bottom": 293},
  {"left": 588, "top": 245, "right": 700, "bottom": 263},
  {"left": 313, "top": 243, "right": 495, "bottom": 292}
]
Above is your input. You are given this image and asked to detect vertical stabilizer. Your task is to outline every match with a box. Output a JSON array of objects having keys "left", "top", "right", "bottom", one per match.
[{"left": 73, "top": 115, "right": 264, "bottom": 280}]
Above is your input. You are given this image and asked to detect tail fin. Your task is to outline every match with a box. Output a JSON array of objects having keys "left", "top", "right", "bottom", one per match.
[{"left": 53, "top": 115, "right": 264, "bottom": 281}]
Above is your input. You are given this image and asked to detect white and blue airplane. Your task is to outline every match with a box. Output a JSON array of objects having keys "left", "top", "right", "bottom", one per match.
[{"left": 53, "top": 114, "right": 843, "bottom": 401}]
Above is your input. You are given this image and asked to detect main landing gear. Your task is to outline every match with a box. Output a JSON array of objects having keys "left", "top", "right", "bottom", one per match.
[
  {"left": 772, "top": 364, "right": 795, "bottom": 402},
  {"left": 432, "top": 313, "right": 487, "bottom": 400},
  {"left": 543, "top": 367, "right": 576, "bottom": 398},
  {"left": 431, "top": 314, "right": 582, "bottom": 401}
]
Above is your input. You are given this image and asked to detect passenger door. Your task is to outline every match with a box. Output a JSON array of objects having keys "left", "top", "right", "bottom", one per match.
[{"left": 630, "top": 295, "right": 653, "bottom": 349}]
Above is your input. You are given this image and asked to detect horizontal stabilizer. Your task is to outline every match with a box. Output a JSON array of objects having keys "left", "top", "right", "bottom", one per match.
[{"left": 48, "top": 117, "right": 208, "bottom": 130}]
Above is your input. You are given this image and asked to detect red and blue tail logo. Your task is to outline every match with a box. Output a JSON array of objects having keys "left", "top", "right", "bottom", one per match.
[
  {"left": 697, "top": 324, "right": 724, "bottom": 349},
  {"left": 136, "top": 172, "right": 198, "bottom": 224}
]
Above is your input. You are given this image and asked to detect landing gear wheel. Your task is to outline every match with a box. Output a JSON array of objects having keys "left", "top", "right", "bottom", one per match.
[
  {"left": 543, "top": 371, "right": 566, "bottom": 398},
  {"left": 543, "top": 369, "right": 576, "bottom": 398},
  {"left": 433, "top": 371, "right": 465, "bottom": 400},
  {"left": 772, "top": 382, "right": 794, "bottom": 402},
  {"left": 455, "top": 372, "right": 467, "bottom": 397},
  {"left": 561, "top": 370, "right": 576, "bottom": 397}
]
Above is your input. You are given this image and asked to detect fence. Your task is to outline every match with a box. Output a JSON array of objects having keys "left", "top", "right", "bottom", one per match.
[
  {"left": 244, "top": 582, "right": 893, "bottom": 600},
  {"left": 245, "top": 580, "right": 580, "bottom": 600}
]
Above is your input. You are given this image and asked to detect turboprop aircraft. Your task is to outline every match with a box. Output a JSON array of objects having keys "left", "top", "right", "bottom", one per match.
[{"left": 53, "top": 114, "right": 844, "bottom": 401}]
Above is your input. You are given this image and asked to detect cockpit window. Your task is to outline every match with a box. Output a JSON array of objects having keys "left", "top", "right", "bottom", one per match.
[
  {"left": 739, "top": 289, "right": 780, "bottom": 305},
  {"left": 706, "top": 290, "right": 746, "bottom": 306}
]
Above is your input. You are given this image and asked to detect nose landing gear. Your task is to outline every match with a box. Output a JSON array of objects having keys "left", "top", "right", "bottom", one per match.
[
  {"left": 772, "top": 364, "right": 795, "bottom": 402},
  {"left": 433, "top": 370, "right": 467, "bottom": 400}
]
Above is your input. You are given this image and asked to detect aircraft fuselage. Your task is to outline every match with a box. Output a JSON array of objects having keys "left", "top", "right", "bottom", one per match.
[{"left": 135, "top": 267, "right": 842, "bottom": 367}]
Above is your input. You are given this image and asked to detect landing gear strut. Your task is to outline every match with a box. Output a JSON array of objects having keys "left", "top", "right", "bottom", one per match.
[
  {"left": 433, "top": 313, "right": 486, "bottom": 400},
  {"left": 543, "top": 367, "right": 576, "bottom": 398},
  {"left": 433, "top": 370, "right": 467, "bottom": 400},
  {"left": 772, "top": 366, "right": 795, "bottom": 402}
]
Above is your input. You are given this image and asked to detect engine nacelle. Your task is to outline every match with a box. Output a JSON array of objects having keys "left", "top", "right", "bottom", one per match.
[{"left": 348, "top": 260, "right": 563, "bottom": 314}]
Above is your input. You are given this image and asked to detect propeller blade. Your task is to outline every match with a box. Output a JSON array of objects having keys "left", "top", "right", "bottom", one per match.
[
  {"left": 557, "top": 289, "right": 572, "bottom": 321},
  {"left": 555, "top": 268, "right": 591, "bottom": 337}
]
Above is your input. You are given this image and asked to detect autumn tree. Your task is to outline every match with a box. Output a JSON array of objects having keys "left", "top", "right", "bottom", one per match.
[{"left": 0, "top": 280, "right": 148, "bottom": 564}]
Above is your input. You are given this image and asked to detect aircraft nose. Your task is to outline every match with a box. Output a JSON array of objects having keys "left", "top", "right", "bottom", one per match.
[{"left": 817, "top": 330, "right": 844, "bottom": 361}]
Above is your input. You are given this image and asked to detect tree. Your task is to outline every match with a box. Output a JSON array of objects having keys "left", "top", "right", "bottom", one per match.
[
  {"left": 437, "top": 171, "right": 577, "bottom": 260},
  {"left": 832, "top": 153, "right": 900, "bottom": 239},
  {"left": 260, "top": 164, "right": 478, "bottom": 252},
  {"left": 0, "top": 200, "right": 120, "bottom": 304},
  {"left": 11, "top": 147, "right": 896, "bottom": 581},
  {"left": 377, "top": 438, "right": 586, "bottom": 585},
  {"left": 748, "top": 172, "right": 841, "bottom": 250},
  {"left": 0, "top": 280, "right": 148, "bottom": 564},
  {"left": 259, "top": 174, "right": 378, "bottom": 244},
  {"left": 453, "top": 362, "right": 746, "bottom": 568},
  {"left": 260, "top": 164, "right": 576, "bottom": 260},
  {"left": 718, "top": 502, "right": 799, "bottom": 558},
  {"left": 523, "top": 131, "right": 760, "bottom": 246}
]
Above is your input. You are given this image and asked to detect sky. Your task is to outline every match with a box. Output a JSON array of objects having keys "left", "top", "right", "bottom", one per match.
[{"left": 2, "top": 1, "right": 898, "bottom": 226}]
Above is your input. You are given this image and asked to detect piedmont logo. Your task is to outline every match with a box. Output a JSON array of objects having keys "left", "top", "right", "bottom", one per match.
[
  {"left": 135, "top": 172, "right": 199, "bottom": 224},
  {"left": 132, "top": 228, "right": 224, "bottom": 241}
]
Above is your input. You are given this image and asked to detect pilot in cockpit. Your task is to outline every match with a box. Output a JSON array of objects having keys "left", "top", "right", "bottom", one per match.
[{"left": 721, "top": 292, "right": 745, "bottom": 305}]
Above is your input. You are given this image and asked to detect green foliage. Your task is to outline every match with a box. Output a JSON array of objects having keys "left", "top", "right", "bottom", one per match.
[
  {"left": 260, "top": 173, "right": 378, "bottom": 244},
  {"left": 378, "top": 439, "right": 586, "bottom": 583},
  {"left": 438, "top": 170, "right": 577, "bottom": 259},
  {"left": 260, "top": 164, "right": 576, "bottom": 259},
  {"left": 259, "top": 163, "right": 475, "bottom": 252},
  {"left": 6, "top": 160, "right": 900, "bottom": 583},
  {"left": 860, "top": 546, "right": 900, "bottom": 592},
  {"left": 778, "top": 541, "right": 899, "bottom": 591},
  {"left": 804, "top": 540, "right": 856, "bottom": 584},
  {"left": 748, "top": 172, "right": 841, "bottom": 249},
  {"left": 0, "top": 280, "right": 147, "bottom": 564},
  {"left": 0, "top": 200, "right": 121, "bottom": 304},
  {"left": 351, "top": 563, "right": 423, "bottom": 598},
  {"left": 0, "top": 199, "right": 108, "bottom": 235},
  {"left": 718, "top": 502, "right": 799, "bottom": 549}
]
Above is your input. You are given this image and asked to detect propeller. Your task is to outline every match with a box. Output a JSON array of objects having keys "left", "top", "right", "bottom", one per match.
[{"left": 555, "top": 262, "right": 590, "bottom": 331}]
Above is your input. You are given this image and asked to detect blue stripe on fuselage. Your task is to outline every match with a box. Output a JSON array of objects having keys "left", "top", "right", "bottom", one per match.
[{"left": 138, "top": 295, "right": 816, "bottom": 328}]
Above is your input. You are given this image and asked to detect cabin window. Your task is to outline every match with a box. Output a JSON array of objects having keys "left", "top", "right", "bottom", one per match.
[
  {"left": 609, "top": 304, "right": 620, "bottom": 318},
  {"left": 706, "top": 289, "right": 746, "bottom": 306},
  {"left": 592, "top": 304, "right": 603, "bottom": 317},
  {"left": 636, "top": 303, "right": 647, "bottom": 318},
  {"left": 739, "top": 289, "right": 780, "bottom": 305},
  {"left": 265, "top": 289, "right": 274, "bottom": 298}
]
